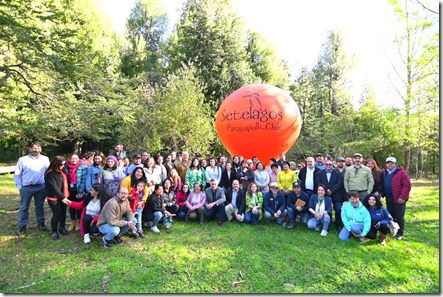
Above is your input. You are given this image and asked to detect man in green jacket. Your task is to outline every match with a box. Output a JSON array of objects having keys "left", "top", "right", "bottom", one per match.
[{"left": 343, "top": 153, "right": 374, "bottom": 200}]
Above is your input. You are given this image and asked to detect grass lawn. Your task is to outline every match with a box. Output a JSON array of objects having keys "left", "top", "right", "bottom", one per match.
[{"left": 0, "top": 174, "right": 439, "bottom": 293}]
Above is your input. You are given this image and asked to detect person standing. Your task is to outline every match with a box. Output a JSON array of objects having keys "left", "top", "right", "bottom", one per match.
[
  {"left": 298, "top": 157, "right": 320, "bottom": 197},
  {"left": 45, "top": 156, "right": 70, "bottom": 240},
  {"left": 381, "top": 157, "right": 411, "bottom": 240},
  {"left": 64, "top": 153, "right": 88, "bottom": 232},
  {"left": 14, "top": 142, "right": 50, "bottom": 235},
  {"left": 343, "top": 153, "right": 374, "bottom": 200}
]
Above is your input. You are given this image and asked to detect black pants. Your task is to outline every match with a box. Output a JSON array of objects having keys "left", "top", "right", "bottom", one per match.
[
  {"left": 165, "top": 204, "right": 179, "bottom": 215},
  {"left": 386, "top": 196, "right": 406, "bottom": 236},
  {"left": 83, "top": 214, "right": 99, "bottom": 235},
  {"left": 68, "top": 190, "right": 82, "bottom": 220},
  {"left": 204, "top": 204, "right": 225, "bottom": 222},
  {"left": 366, "top": 224, "right": 389, "bottom": 239},
  {"left": 47, "top": 199, "right": 67, "bottom": 232}
]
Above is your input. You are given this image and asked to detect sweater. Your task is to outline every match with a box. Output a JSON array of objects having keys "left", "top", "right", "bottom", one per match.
[{"left": 97, "top": 195, "right": 134, "bottom": 228}]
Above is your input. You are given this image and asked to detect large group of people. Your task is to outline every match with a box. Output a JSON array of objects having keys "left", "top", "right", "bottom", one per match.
[{"left": 14, "top": 142, "right": 412, "bottom": 248}]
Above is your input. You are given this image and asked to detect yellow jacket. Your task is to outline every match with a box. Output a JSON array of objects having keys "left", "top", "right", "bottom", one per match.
[{"left": 277, "top": 170, "right": 297, "bottom": 192}]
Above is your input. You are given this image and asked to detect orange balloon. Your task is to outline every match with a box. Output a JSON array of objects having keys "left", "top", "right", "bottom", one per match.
[{"left": 216, "top": 84, "right": 302, "bottom": 164}]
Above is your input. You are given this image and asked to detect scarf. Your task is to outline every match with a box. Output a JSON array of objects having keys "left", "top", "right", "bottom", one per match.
[{"left": 67, "top": 162, "right": 80, "bottom": 184}]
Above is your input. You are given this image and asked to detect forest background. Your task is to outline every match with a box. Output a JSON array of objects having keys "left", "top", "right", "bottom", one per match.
[{"left": 0, "top": 0, "right": 439, "bottom": 178}]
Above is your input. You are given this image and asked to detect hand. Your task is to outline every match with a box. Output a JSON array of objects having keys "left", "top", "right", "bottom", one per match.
[
  {"left": 374, "top": 191, "right": 380, "bottom": 197},
  {"left": 77, "top": 193, "right": 84, "bottom": 198},
  {"left": 351, "top": 231, "right": 362, "bottom": 238},
  {"left": 296, "top": 206, "right": 302, "bottom": 211},
  {"left": 136, "top": 201, "right": 144, "bottom": 208},
  {"left": 397, "top": 198, "right": 405, "bottom": 204},
  {"left": 375, "top": 222, "right": 381, "bottom": 228},
  {"left": 326, "top": 190, "right": 332, "bottom": 196},
  {"left": 229, "top": 204, "right": 234, "bottom": 210},
  {"left": 236, "top": 214, "right": 242, "bottom": 221},
  {"left": 62, "top": 198, "right": 71, "bottom": 205},
  {"left": 316, "top": 212, "right": 323, "bottom": 219}
]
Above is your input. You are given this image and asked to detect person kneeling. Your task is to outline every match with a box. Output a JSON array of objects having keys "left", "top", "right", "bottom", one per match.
[
  {"left": 97, "top": 188, "right": 137, "bottom": 248},
  {"left": 307, "top": 184, "right": 332, "bottom": 236},
  {"left": 339, "top": 191, "right": 371, "bottom": 243}
]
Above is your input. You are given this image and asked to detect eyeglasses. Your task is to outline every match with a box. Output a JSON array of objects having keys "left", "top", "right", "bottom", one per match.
[
  {"left": 325, "top": 163, "right": 333, "bottom": 166},
  {"left": 60, "top": 163, "right": 66, "bottom": 166}
]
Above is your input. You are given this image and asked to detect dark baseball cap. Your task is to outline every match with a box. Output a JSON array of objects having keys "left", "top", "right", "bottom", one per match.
[
  {"left": 133, "top": 153, "right": 141, "bottom": 159},
  {"left": 293, "top": 182, "right": 301, "bottom": 188},
  {"left": 337, "top": 157, "right": 345, "bottom": 162}
]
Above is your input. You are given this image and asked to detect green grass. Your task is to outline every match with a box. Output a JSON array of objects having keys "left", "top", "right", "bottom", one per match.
[{"left": 0, "top": 175, "right": 439, "bottom": 293}]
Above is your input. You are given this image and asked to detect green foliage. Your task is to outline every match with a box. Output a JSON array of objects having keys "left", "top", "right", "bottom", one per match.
[
  {"left": 0, "top": 175, "right": 439, "bottom": 293},
  {"left": 167, "top": 0, "right": 257, "bottom": 110}
]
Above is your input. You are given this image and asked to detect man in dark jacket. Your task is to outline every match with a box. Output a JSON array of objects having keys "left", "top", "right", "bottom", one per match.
[
  {"left": 224, "top": 180, "right": 246, "bottom": 223},
  {"left": 298, "top": 157, "right": 321, "bottom": 197},
  {"left": 316, "top": 160, "right": 344, "bottom": 231},
  {"left": 263, "top": 182, "right": 287, "bottom": 226},
  {"left": 286, "top": 182, "right": 310, "bottom": 229},
  {"left": 381, "top": 157, "right": 411, "bottom": 240},
  {"left": 205, "top": 179, "right": 226, "bottom": 226}
]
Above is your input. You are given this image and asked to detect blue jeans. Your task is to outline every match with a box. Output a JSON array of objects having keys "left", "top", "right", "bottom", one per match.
[
  {"left": 99, "top": 216, "right": 137, "bottom": 241},
  {"left": 264, "top": 209, "right": 287, "bottom": 225},
  {"left": 307, "top": 214, "right": 331, "bottom": 231},
  {"left": 177, "top": 206, "right": 189, "bottom": 219},
  {"left": 244, "top": 211, "right": 260, "bottom": 225},
  {"left": 19, "top": 184, "right": 46, "bottom": 228},
  {"left": 287, "top": 208, "right": 309, "bottom": 226},
  {"left": 204, "top": 204, "right": 225, "bottom": 222},
  {"left": 134, "top": 207, "right": 143, "bottom": 232},
  {"left": 339, "top": 223, "right": 364, "bottom": 241},
  {"left": 152, "top": 211, "right": 163, "bottom": 227}
]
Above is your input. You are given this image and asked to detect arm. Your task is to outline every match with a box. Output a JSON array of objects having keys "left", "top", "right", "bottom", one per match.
[
  {"left": 85, "top": 166, "right": 93, "bottom": 193},
  {"left": 214, "top": 189, "right": 226, "bottom": 206},
  {"left": 45, "top": 172, "right": 65, "bottom": 199},
  {"left": 366, "top": 168, "right": 374, "bottom": 194},
  {"left": 343, "top": 170, "right": 350, "bottom": 192},
  {"left": 13, "top": 158, "right": 23, "bottom": 190},
  {"left": 399, "top": 171, "right": 412, "bottom": 202},
  {"left": 185, "top": 192, "right": 194, "bottom": 209},
  {"left": 277, "top": 193, "right": 286, "bottom": 212},
  {"left": 69, "top": 200, "right": 84, "bottom": 210},
  {"left": 263, "top": 194, "right": 274, "bottom": 215},
  {"left": 341, "top": 204, "right": 352, "bottom": 231}
]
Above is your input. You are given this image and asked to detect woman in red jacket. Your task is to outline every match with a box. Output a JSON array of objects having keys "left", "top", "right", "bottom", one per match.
[{"left": 64, "top": 183, "right": 105, "bottom": 244}]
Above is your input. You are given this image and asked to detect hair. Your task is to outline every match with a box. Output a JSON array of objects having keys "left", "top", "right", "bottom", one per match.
[
  {"left": 348, "top": 191, "right": 360, "bottom": 199},
  {"left": 162, "top": 178, "right": 171, "bottom": 188},
  {"left": 247, "top": 182, "right": 258, "bottom": 195},
  {"left": 363, "top": 193, "right": 383, "bottom": 209},
  {"left": 83, "top": 183, "right": 106, "bottom": 208},
  {"left": 316, "top": 184, "right": 327, "bottom": 195},
  {"left": 282, "top": 161, "right": 290, "bottom": 167},
  {"left": 45, "top": 156, "right": 65, "bottom": 175},
  {"left": 193, "top": 182, "right": 202, "bottom": 190},
  {"left": 154, "top": 184, "right": 163, "bottom": 192},
  {"left": 93, "top": 151, "right": 106, "bottom": 167},
  {"left": 271, "top": 163, "right": 278, "bottom": 169},
  {"left": 190, "top": 158, "right": 201, "bottom": 170},
  {"left": 103, "top": 157, "right": 118, "bottom": 170},
  {"left": 208, "top": 157, "right": 217, "bottom": 166},
  {"left": 144, "top": 157, "right": 155, "bottom": 168},
  {"left": 364, "top": 158, "right": 381, "bottom": 184},
  {"left": 130, "top": 167, "right": 147, "bottom": 188},
  {"left": 82, "top": 152, "right": 94, "bottom": 159},
  {"left": 256, "top": 161, "right": 265, "bottom": 170},
  {"left": 30, "top": 141, "right": 41, "bottom": 148},
  {"left": 136, "top": 180, "right": 146, "bottom": 187}
]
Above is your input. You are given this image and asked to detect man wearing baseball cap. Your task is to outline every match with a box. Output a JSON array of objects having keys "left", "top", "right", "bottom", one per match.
[
  {"left": 286, "top": 182, "right": 310, "bottom": 229},
  {"left": 126, "top": 153, "right": 143, "bottom": 176},
  {"left": 343, "top": 153, "right": 374, "bottom": 200},
  {"left": 381, "top": 157, "right": 411, "bottom": 240}
]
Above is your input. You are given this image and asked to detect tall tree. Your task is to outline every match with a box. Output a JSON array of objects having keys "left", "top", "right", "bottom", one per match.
[
  {"left": 388, "top": 0, "right": 439, "bottom": 172},
  {"left": 121, "top": 0, "right": 168, "bottom": 84},
  {"left": 167, "top": 0, "right": 257, "bottom": 110}
]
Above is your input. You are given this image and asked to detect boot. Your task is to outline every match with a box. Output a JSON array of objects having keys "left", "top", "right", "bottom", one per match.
[
  {"left": 379, "top": 233, "right": 387, "bottom": 247},
  {"left": 75, "top": 219, "right": 81, "bottom": 231},
  {"left": 67, "top": 220, "right": 76, "bottom": 232}
]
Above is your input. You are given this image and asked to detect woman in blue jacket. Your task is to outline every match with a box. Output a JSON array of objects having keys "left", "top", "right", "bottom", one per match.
[
  {"left": 307, "top": 184, "right": 332, "bottom": 236},
  {"left": 363, "top": 194, "right": 392, "bottom": 246}
]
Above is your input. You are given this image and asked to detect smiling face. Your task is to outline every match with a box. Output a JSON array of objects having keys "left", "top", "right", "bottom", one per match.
[
  {"left": 367, "top": 196, "right": 376, "bottom": 207},
  {"left": 317, "top": 186, "right": 326, "bottom": 197},
  {"left": 69, "top": 154, "right": 79, "bottom": 165}
]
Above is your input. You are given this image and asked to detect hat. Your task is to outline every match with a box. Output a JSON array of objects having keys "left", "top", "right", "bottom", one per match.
[
  {"left": 195, "top": 152, "right": 202, "bottom": 157},
  {"left": 289, "top": 161, "right": 296, "bottom": 166},
  {"left": 293, "top": 182, "right": 301, "bottom": 188},
  {"left": 106, "top": 156, "right": 118, "bottom": 163},
  {"left": 353, "top": 153, "right": 363, "bottom": 158},
  {"left": 133, "top": 153, "right": 141, "bottom": 159},
  {"left": 177, "top": 152, "right": 182, "bottom": 156},
  {"left": 270, "top": 182, "right": 279, "bottom": 188},
  {"left": 315, "top": 153, "right": 323, "bottom": 157},
  {"left": 386, "top": 157, "right": 397, "bottom": 163},
  {"left": 337, "top": 157, "right": 345, "bottom": 162}
]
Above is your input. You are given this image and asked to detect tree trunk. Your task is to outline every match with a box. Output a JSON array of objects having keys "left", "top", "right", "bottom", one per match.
[{"left": 73, "top": 139, "right": 84, "bottom": 156}]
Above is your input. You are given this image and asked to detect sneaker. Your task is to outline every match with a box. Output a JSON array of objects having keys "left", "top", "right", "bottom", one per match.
[
  {"left": 281, "top": 222, "right": 287, "bottom": 229},
  {"left": 132, "top": 231, "right": 139, "bottom": 238},
  {"left": 103, "top": 237, "right": 112, "bottom": 248},
  {"left": 83, "top": 233, "right": 91, "bottom": 244},
  {"left": 137, "top": 231, "right": 145, "bottom": 238},
  {"left": 320, "top": 230, "right": 328, "bottom": 236},
  {"left": 165, "top": 222, "right": 172, "bottom": 229},
  {"left": 151, "top": 226, "right": 160, "bottom": 233},
  {"left": 17, "top": 226, "right": 27, "bottom": 235},
  {"left": 314, "top": 226, "right": 321, "bottom": 231},
  {"left": 287, "top": 224, "right": 295, "bottom": 230},
  {"left": 359, "top": 236, "right": 366, "bottom": 244},
  {"left": 38, "top": 223, "right": 48, "bottom": 231},
  {"left": 113, "top": 236, "right": 124, "bottom": 245},
  {"left": 395, "top": 235, "right": 403, "bottom": 240}
]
